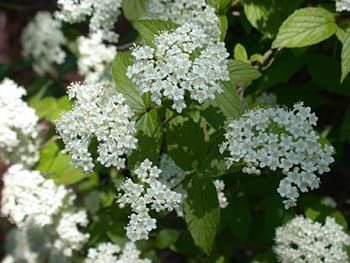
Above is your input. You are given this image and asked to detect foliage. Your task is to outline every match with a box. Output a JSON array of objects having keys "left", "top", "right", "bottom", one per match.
[{"left": 1, "top": 0, "right": 350, "bottom": 262}]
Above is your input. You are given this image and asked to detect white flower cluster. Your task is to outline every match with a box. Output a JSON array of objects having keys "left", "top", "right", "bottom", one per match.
[
  {"left": 220, "top": 103, "right": 335, "bottom": 209},
  {"left": 274, "top": 216, "right": 350, "bottom": 263},
  {"left": 0, "top": 79, "right": 40, "bottom": 167},
  {"left": 85, "top": 242, "right": 151, "bottom": 263},
  {"left": 1, "top": 165, "right": 90, "bottom": 261},
  {"left": 147, "top": 0, "right": 221, "bottom": 40},
  {"left": 21, "top": 11, "right": 66, "bottom": 75},
  {"left": 77, "top": 33, "right": 117, "bottom": 83},
  {"left": 1, "top": 165, "right": 72, "bottom": 227},
  {"left": 214, "top": 180, "right": 229, "bottom": 209},
  {"left": 336, "top": 0, "right": 350, "bottom": 12},
  {"left": 117, "top": 159, "right": 182, "bottom": 241},
  {"left": 56, "top": 0, "right": 122, "bottom": 43},
  {"left": 54, "top": 210, "right": 90, "bottom": 257},
  {"left": 127, "top": 23, "right": 230, "bottom": 113},
  {"left": 56, "top": 82, "right": 137, "bottom": 172}
]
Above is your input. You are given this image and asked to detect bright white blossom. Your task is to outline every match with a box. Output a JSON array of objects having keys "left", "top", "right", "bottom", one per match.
[
  {"left": 220, "top": 103, "right": 335, "bottom": 209},
  {"left": 54, "top": 210, "right": 90, "bottom": 257},
  {"left": 2, "top": 217, "right": 88, "bottom": 263},
  {"left": 127, "top": 23, "right": 230, "bottom": 113},
  {"left": 56, "top": 82, "right": 137, "bottom": 172},
  {"left": 1, "top": 166, "right": 89, "bottom": 262},
  {"left": 274, "top": 216, "right": 350, "bottom": 263},
  {"left": 117, "top": 159, "right": 182, "bottom": 241},
  {"left": 0, "top": 79, "right": 40, "bottom": 167},
  {"left": 56, "top": 0, "right": 122, "bottom": 43},
  {"left": 77, "top": 33, "right": 117, "bottom": 83},
  {"left": 147, "top": 0, "right": 221, "bottom": 40},
  {"left": 336, "top": 0, "right": 350, "bottom": 12},
  {"left": 1, "top": 165, "right": 73, "bottom": 227},
  {"left": 85, "top": 242, "right": 151, "bottom": 263},
  {"left": 214, "top": 180, "right": 229, "bottom": 209},
  {"left": 21, "top": 11, "right": 66, "bottom": 75}
]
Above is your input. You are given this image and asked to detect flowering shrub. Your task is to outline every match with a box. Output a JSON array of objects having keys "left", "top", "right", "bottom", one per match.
[{"left": 1, "top": 0, "right": 350, "bottom": 262}]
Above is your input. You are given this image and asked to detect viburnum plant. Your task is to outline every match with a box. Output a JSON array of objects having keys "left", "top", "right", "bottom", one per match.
[{"left": 1, "top": 0, "right": 350, "bottom": 262}]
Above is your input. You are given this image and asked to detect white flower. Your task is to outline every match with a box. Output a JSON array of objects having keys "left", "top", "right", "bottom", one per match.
[
  {"left": 54, "top": 210, "right": 90, "bottom": 257},
  {"left": 56, "top": 0, "right": 123, "bottom": 43},
  {"left": 2, "top": 216, "right": 88, "bottom": 263},
  {"left": 0, "top": 79, "right": 40, "bottom": 167},
  {"left": 116, "top": 159, "right": 182, "bottom": 241},
  {"left": 274, "top": 216, "right": 350, "bottom": 263},
  {"left": 85, "top": 242, "right": 151, "bottom": 263},
  {"left": 21, "top": 11, "right": 66, "bottom": 75},
  {"left": 147, "top": 0, "right": 221, "bottom": 40},
  {"left": 1, "top": 165, "right": 73, "bottom": 227},
  {"left": 56, "top": 82, "right": 138, "bottom": 172},
  {"left": 214, "top": 180, "right": 229, "bottom": 209},
  {"left": 336, "top": 0, "right": 350, "bottom": 12},
  {"left": 127, "top": 23, "right": 230, "bottom": 113},
  {"left": 77, "top": 33, "right": 117, "bottom": 83},
  {"left": 220, "top": 103, "right": 335, "bottom": 209}
]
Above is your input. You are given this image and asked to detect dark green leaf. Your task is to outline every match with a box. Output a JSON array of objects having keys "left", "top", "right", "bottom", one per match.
[{"left": 184, "top": 176, "right": 220, "bottom": 255}]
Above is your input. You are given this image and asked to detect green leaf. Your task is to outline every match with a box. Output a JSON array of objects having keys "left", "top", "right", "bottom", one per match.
[
  {"left": 227, "top": 59, "right": 261, "bottom": 84},
  {"left": 36, "top": 141, "right": 93, "bottom": 185},
  {"left": 272, "top": 7, "right": 338, "bottom": 48},
  {"left": 156, "top": 229, "right": 180, "bottom": 249},
  {"left": 341, "top": 33, "right": 350, "bottom": 82},
  {"left": 234, "top": 43, "right": 248, "bottom": 62},
  {"left": 122, "top": 0, "right": 147, "bottom": 21},
  {"left": 184, "top": 176, "right": 220, "bottom": 255},
  {"left": 129, "top": 109, "right": 161, "bottom": 170},
  {"left": 135, "top": 108, "right": 160, "bottom": 137},
  {"left": 30, "top": 96, "right": 72, "bottom": 122},
  {"left": 112, "top": 53, "right": 145, "bottom": 111},
  {"left": 207, "top": 81, "right": 243, "bottom": 120},
  {"left": 167, "top": 118, "right": 207, "bottom": 171},
  {"left": 133, "top": 19, "right": 179, "bottom": 47},
  {"left": 207, "top": 0, "right": 232, "bottom": 14},
  {"left": 219, "top": 15, "right": 228, "bottom": 41},
  {"left": 243, "top": 0, "right": 303, "bottom": 38}
]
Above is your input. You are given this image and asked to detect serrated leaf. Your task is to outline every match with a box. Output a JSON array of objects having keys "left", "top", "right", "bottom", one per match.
[
  {"left": 122, "top": 0, "right": 147, "bottom": 21},
  {"left": 243, "top": 0, "right": 303, "bottom": 38},
  {"left": 112, "top": 53, "right": 145, "bottom": 111},
  {"left": 30, "top": 96, "right": 72, "bottom": 122},
  {"left": 208, "top": 81, "right": 243, "bottom": 120},
  {"left": 228, "top": 59, "right": 261, "bottom": 84},
  {"left": 36, "top": 141, "right": 93, "bottom": 185},
  {"left": 133, "top": 19, "right": 179, "bottom": 47},
  {"left": 129, "top": 109, "right": 161, "bottom": 170},
  {"left": 135, "top": 108, "right": 160, "bottom": 137},
  {"left": 234, "top": 43, "right": 248, "bottom": 62},
  {"left": 272, "top": 7, "right": 338, "bottom": 48},
  {"left": 341, "top": 33, "right": 350, "bottom": 82},
  {"left": 184, "top": 176, "right": 220, "bottom": 255}
]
